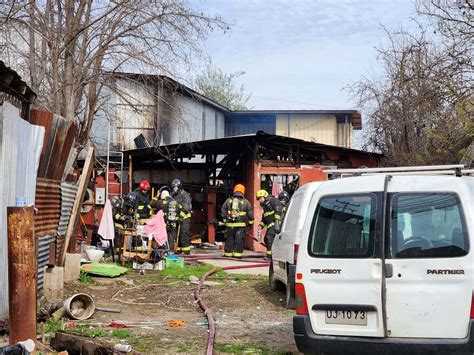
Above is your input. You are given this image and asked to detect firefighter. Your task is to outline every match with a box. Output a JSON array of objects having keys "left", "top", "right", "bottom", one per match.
[
  {"left": 122, "top": 192, "right": 137, "bottom": 227},
  {"left": 278, "top": 190, "right": 291, "bottom": 221},
  {"left": 153, "top": 189, "right": 185, "bottom": 252},
  {"left": 171, "top": 178, "right": 192, "bottom": 255},
  {"left": 150, "top": 185, "right": 171, "bottom": 214},
  {"left": 256, "top": 189, "right": 283, "bottom": 259},
  {"left": 135, "top": 179, "right": 152, "bottom": 224},
  {"left": 221, "top": 184, "right": 254, "bottom": 258},
  {"left": 111, "top": 196, "right": 125, "bottom": 229}
]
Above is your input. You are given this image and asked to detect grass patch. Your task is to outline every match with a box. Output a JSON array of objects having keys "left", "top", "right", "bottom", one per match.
[
  {"left": 43, "top": 319, "right": 62, "bottom": 335},
  {"left": 232, "top": 273, "right": 260, "bottom": 281},
  {"left": 177, "top": 340, "right": 197, "bottom": 353},
  {"left": 214, "top": 342, "right": 272, "bottom": 354},
  {"left": 128, "top": 335, "right": 155, "bottom": 352},
  {"left": 214, "top": 342, "right": 290, "bottom": 354},
  {"left": 137, "top": 263, "right": 227, "bottom": 282},
  {"left": 79, "top": 271, "right": 94, "bottom": 284},
  {"left": 111, "top": 329, "right": 131, "bottom": 339},
  {"left": 71, "top": 324, "right": 106, "bottom": 337}
]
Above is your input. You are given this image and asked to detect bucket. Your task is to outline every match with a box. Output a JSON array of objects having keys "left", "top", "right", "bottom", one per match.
[{"left": 63, "top": 293, "right": 95, "bottom": 320}]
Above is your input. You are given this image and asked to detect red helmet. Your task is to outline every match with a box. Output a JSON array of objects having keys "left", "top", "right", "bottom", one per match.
[{"left": 139, "top": 180, "right": 151, "bottom": 191}]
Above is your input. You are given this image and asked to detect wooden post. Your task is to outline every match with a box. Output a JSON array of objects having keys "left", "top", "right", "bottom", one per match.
[
  {"left": 60, "top": 146, "right": 94, "bottom": 265},
  {"left": 7, "top": 206, "right": 37, "bottom": 344},
  {"left": 207, "top": 191, "right": 216, "bottom": 244},
  {"left": 128, "top": 154, "right": 133, "bottom": 193}
]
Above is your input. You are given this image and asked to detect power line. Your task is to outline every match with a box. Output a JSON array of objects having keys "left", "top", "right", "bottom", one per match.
[{"left": 251, "top": 95, "right": 349, "bottom": 110}]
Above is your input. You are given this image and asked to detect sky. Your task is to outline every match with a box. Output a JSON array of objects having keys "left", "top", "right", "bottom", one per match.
[{"left": 189, "top": 0, "right": 420, "bottom": 111}]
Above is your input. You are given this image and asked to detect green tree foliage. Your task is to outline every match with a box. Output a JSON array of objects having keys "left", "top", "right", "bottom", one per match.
[{"left": 194, "top": 65, "right": 251, "bottom": 110}]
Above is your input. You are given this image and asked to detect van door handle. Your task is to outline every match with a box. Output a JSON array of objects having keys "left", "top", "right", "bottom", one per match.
[{"left": 385, "top": 263, "right": 393, "bottom": 278}]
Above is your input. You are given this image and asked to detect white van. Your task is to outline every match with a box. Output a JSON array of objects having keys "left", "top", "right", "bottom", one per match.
[
  {"left": 270, "top": 181, "right": 323, "bottom": 309},
  {"left": 294, "top": 166, "right": 474, "bottom": 354}
]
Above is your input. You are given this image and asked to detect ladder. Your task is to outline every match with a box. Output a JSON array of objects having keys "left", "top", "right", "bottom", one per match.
[
  {"left": 106, "top": 116, "right": 124, "bottom": 200},
  {"left": 325, "top": 165, "right": 474, "bottom": 178}
]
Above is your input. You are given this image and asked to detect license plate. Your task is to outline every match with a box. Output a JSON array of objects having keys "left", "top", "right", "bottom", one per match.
[{"left": 325, "top": 310, "right": 368, "bottom": 326}]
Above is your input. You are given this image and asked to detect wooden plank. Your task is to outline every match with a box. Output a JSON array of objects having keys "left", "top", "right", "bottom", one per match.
[{"left": 60, "top": 146, "right": 94, "bottom": 265}]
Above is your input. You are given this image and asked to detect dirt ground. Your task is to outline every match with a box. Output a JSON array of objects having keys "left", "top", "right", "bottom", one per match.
[{"left": 59, "top": 261, "right": 299, "bottom": 354}]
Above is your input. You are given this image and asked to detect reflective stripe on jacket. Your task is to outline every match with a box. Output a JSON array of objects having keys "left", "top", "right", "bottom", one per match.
[
  {"left": 221, "top": 192, "right": 254, "bottom": 228},
  {"left": 260, "top": 196, "right": 283, "bottom": 228}
]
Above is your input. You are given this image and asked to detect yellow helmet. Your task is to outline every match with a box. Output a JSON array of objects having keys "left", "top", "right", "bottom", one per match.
[
  {"left": 256, "top": 189, "right": 269, "bottom": 198},
  {"left": 233, "top": 184, "right": 245, "bottom": 194}
]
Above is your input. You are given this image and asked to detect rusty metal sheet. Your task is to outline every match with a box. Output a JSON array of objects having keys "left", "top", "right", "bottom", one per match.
[
  {"left": 30, "top": 110, "right": 54, "bottom": 178},
  {"left": 56, "top": 235, "right": 65, "bottom": 265},
  {"left": 34, "top": 178, "right": 61, "bottom": 238},
  {"left": 37, "top": 234, "right": 56, "bottom": 291},
  {"left": 55, "top": 122, "right": 77, "bottom": 180},
  {"left": 45, "top": 117, "right": 69, "bottom": 179},
  {"left": 30, "top": 110, "right": 77, "bottom": 180},
  {"left": 58, "top": 182, "right": 79, "bottom": 236}
]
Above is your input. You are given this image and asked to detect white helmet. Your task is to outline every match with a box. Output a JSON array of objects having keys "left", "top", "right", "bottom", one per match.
[{"left": 161, "top": 190, "right": 170, "bottom": 199}]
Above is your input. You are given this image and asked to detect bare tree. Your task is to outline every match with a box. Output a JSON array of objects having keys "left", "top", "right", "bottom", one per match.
[
  {"left": 349, "top": 0, "right": 473, "bottom": 166},
  {"left": 0, "top": 1, "right": 229, "bottom": 146},
  {"left": 193, "top": 64, "right": 251, "bottom": 110},
  {"left": 417, "top": 0, "right": 473, "bottom": 99},
  {"left": 349, "top": 27, "right": 473, "bottom": 166}
]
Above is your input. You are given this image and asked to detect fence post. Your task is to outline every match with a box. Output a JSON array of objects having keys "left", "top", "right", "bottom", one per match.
[{"left": 7, "top": 205, "right": 37, "bottom": 344}]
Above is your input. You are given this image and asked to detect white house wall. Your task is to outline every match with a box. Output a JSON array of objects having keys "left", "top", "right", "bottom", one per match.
[
  {"left": 167, "top": 95, "right": 225, "bottom": 145},
  {"left": 115, "top": 78, "right": 156, "bottom": 150},
  {"left": 276, "top": 114, "right": 354, "bottom": 148},
  {"left": 0, "top": 101, "right": 44, "bottom": 319}
]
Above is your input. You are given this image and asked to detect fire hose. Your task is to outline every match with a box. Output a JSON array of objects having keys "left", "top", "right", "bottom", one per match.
[{"left": 194, "top": 261, "right": 270, "bottom": 355}]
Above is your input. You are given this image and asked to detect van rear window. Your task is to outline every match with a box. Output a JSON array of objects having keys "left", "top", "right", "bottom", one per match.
[
  {"left": 308, "top": 194, "right": 376, "bottom": 258},
  {"left": 390, "top": 193, "right": 468, "bottom": 258}
]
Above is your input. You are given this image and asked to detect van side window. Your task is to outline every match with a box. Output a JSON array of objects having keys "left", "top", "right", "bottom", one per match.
[
  {"left": 308, "top": 194, "right": 376, "bottom": 258},
  {"left": 390, "top": 193, "right": 468, "bottom": 258},
  {"left": 282, "top": 193, "right": 304, "bottom": 232}
]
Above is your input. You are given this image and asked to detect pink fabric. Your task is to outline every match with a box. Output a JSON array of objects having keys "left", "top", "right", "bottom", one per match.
[
  {"left": 144, "top": 210, "right": 168, "bottom": 246},
  {"left": 271, "top": 179, "right": 283, "bottom": 198},
  {"left": 98, "top": 199, "right": 115, "bottom": 246}
]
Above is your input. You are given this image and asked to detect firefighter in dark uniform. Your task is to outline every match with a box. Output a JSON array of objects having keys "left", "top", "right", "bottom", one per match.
[
  {"left": 278, "top": 190, "right": 291, "bottom": 221},
  {"left": 257, "top": 189, "right": 283, "bottom": 259},
  {"left": 171, "top": 178, "right": 192, "bottom": 255},
  {"left": 221, "top": 184, "right": 254, "bottom": 258},
  {"left": 151, "top": 189, "right": 185, "bottom": 252},
  {"left": 135, "top": 179, "right": 152, "bottom": 224},
  {"left": 122, "top": 193, "right": 137, "bottom": 227}
]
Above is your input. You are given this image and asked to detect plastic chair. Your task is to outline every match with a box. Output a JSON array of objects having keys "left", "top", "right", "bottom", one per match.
[{"left": 92, "top": 232, "right": 115, "bottom": 262}]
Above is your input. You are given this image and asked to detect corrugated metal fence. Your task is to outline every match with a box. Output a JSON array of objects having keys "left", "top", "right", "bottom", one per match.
[
  {"left": 37, "top": 235, "right": 56, "bottom": 291},
  {"left": 58, "top": 182, "right": 79, "bottom": 236},
  {"left": 34, "top": 179, "right": 61, "bottom": 238},
  {"left": 33, "top": 180, "right": 78, "bottom": 291},
  {"left": 0, "top": 101, "right": 45, "bottom": 319}
]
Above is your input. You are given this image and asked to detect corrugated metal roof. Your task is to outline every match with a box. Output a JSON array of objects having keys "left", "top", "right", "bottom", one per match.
[
  {"left": 0, "top": 60, "right": 36, "bottom": 104},
  {"left": 34, "top": 178, "right": 61, "bottom": 238},
  {"left": 37, "top": 235, "right": 56, "bottom": 291},
  {"left": 58, "top": 182, "right": 79, "bottom": 236},
  {"left": 123, "top": 131, "right": 383, "bottom": 158}
]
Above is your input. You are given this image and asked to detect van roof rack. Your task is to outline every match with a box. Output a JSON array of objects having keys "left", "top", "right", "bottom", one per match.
[{"left": 325, "top": 165, "right": 474, "bottom": 177}]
